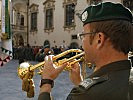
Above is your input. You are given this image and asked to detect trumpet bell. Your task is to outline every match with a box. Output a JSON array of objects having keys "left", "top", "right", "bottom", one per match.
[{"left": 18, "top": 62, "right": 30, "bottom": 79}]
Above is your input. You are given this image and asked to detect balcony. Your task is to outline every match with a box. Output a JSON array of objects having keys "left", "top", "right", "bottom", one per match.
[{"left": 11, "top": 24, "right": 27, "bottom": 33}]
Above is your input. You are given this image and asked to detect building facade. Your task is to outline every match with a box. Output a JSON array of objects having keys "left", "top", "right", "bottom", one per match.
[
  {"left": 11, "top": 0, "right": 133, "bottom": 48},
  {"left": 11, "top": 0, "right": 28, "bottom": 46}
]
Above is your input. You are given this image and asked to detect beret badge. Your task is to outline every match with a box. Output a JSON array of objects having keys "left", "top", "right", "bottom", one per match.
[{"left": 82, "top": 11, "right": 88, "bottom": 22}]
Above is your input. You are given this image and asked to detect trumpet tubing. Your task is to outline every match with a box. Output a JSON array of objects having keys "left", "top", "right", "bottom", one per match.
[{"left": 18, "top": 49, "right": 85, "bottom": 79}]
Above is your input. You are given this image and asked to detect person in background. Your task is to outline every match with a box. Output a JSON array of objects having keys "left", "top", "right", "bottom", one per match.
[
  {"left": 53, "top": 45, "right": 60, "bottom": 55},
  {"left": 38, "top": 2, "right": 133, "bottom": 100},
  {"left": 35, "top": 45, "right": 53, "bottom": 62},
  {"left": 17, "top": 44, "right": 25, "bottom": 64},
  {"left": 33, "top": 46, "right": 40, "bottom": 60}
]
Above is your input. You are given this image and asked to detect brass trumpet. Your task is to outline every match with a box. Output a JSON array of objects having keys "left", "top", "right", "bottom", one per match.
[
  {"left": 18, "top": 49, "right": 87, "bottom": 98},
  {"left": 18, "top": 49, "right": 85, "bottom": 79}
]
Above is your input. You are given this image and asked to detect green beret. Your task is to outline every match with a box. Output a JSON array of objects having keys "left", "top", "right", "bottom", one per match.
[{"left": 81, "top": 2, "right": 133, "bottom": 25}]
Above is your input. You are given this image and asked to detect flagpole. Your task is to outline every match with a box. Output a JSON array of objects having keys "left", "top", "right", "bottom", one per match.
[{"left": 0, "top": 0, "right": 12, "bottom": 66}]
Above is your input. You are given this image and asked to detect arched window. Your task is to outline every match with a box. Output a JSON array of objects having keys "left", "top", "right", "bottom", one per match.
[
  {"left": 44, "top": 40, "right": 50, "bottom": 47},
  {"left": 70, "top": 42, "right": 79, "bottom": 49}
]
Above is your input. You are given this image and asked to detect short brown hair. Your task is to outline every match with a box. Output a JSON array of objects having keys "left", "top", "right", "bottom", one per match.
[{"left": 90, "top": 20, "right": 133, "bottom": 54}]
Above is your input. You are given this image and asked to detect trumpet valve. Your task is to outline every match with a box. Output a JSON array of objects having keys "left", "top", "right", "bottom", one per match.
[{"left": 64, "top": 64, "right": 72, "bottom": 71}]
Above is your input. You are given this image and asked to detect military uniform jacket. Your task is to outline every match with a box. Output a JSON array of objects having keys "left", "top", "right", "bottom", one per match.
[{"left": 38, "top": 60, "right": 133, "bottom": 100}]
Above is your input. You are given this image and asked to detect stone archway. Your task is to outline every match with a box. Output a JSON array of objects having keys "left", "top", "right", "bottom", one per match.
[
  {"left": 69, "top": 42, "right": 79, "bottom": 49},
  {"left": 19, "top": 35, "right": 24, "bottom": 46},
  {"left": 44, "top": 40, "right": 50, "bottom": 47},
  {"left": 13, "top": 34, "right": 19, "bottom": 47},
  {"left": 13, "top": 34, "right": 24, "bottom": 47}
]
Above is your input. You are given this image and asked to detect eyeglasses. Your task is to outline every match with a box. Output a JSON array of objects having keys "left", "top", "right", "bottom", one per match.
[{"left": 77, "top": 32, "right": 96, "bottom": 40}]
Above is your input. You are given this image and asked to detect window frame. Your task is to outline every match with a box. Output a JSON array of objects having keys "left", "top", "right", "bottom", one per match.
[
  {"left": 63, "top": 0, "right": 77, "bottom": 32},
  {"left": 65, "top": 3, "right": 75, "bottom": 27},
  {"left": 43, "top": 0, "right": 55, "bottom": 33},
  {"left": 45, "top": 8, "right": 54, "bottom": 30},
  {"left": 31, "top": 12, "right": 37, "bottom": 31},
  {"left": 29, "top": 3, "right": 39, "bottom": 32}
]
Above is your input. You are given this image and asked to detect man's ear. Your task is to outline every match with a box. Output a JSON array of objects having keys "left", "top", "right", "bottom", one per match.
[{"left": 96, "top": 32, "right": 106, "bottom": 49}]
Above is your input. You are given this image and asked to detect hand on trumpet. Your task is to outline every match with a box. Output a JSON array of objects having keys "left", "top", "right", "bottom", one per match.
[
  {"left": 41, "top": 55, "right": 68, "bottom": 80},
  {"left": 69, "top": 63, "right": 83, "bottom": 86},
  {"left": 40, "top": 55, "right": 68, "bottom": 94}
]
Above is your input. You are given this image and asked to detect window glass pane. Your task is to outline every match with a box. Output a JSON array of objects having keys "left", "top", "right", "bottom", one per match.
[
  {"left": 72, "top": 35, "right": 77, "bottom": 39},
  {"left": 65, "top": 4, "right": 75, "bottom": 26},
  {"left": 45, "top": 9, "right": 53, "bottom": 29},
  {"left": 20, "top": 15, "right": 24, "bottom": 26},
  {"left": 31, "top": 12, "right": 37, "bottom": 30}
]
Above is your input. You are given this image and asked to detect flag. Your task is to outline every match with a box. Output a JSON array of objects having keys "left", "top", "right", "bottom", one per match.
[
  {"left": 1, "top": 0, "right": 11, "bottom": 40},
  {"left": 0, "top": 0, "right": 13, "bottom": 67},
  {"left": 0, "top": 47, "right": 12, "bottom": 67}
]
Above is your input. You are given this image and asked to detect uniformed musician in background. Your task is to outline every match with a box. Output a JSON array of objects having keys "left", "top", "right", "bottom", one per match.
[{"left": 38, "top": 2, "right": 133, "bottom": 100}]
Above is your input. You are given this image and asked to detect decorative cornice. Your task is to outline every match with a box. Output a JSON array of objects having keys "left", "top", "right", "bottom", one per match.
[
  {"left": 63, "top": 24, "right": 76, "bottom": 32},
  {"left": 43, "top": 0, "right": 55, "bottom": 10},
  {"left": 29, "top": 3, "right": 39, "bottom": 9},
  {"left": 29, "top": 3, "right": 39, "bottom": 13},
  {"left": 44, "top": 27, "right": 54, "bottom": 34},
  {"left": 43, "top": 0, "right": 55, "bottom": 5},
  {"left": 63, "top": 0, "right": 77, "bottom": 8}
]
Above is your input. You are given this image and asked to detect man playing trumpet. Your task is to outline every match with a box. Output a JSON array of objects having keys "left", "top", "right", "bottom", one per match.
[{"left": 38, "top": 2, "right": 133, "bottom": 100}]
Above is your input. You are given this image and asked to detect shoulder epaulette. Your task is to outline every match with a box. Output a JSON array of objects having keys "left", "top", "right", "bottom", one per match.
[{"left": 79, "top": 75, "right": 108, "bottom": 90}]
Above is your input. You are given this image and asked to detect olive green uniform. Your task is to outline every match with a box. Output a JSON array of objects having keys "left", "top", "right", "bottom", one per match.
[{"left": 38, "top": 60, "right": 133, "bottom": 100}]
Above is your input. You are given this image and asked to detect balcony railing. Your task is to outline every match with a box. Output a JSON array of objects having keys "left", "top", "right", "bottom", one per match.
[{"left": 11, "top": 24, "right": 27, "bottom": 32}]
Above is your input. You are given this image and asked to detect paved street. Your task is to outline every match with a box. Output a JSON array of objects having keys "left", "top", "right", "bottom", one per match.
[{"left": 0, "top": 60, "right": 93, "bottom": 100}]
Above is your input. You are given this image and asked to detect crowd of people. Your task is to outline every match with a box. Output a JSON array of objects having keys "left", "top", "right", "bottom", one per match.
[{"left": 13, "top": 44, "right": 83, "bottom": 63}]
